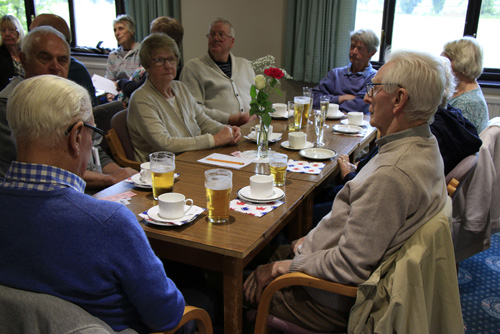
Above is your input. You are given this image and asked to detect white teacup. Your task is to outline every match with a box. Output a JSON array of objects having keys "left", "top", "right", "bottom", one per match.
[
  {"left": 288, "top": 132, "right": 307, "bottom": 149},
  {"left": 140, "top": 162, "right": 152, "bottom": 184},
  {"left": 158, "top": 193, "right": 194, "bottom": 219},
  {"left": 250, "top": 174, "right": 274, "bottom": 198},
  {"left": 272, "top": 103, "right": 288, "bottom": 117},
  {"left": 347, "top": 112, "right": 364, "bottom": 126},
  {"left": 327, "top": 103, "right": 341, "bottom": 117},
  {"left": 250, "top": 124, "right": 273, "bottom": 139}
]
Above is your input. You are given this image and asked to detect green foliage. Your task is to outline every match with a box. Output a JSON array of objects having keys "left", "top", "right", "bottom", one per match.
[
  {"left": 0, "top": 0, "right": 27, "bottom": 31},
  {"left": 481, "top": 0, "right": 497, "bottom": 15},
  {"left": 432, "top": 0, "right": 446, "bottom": 14},
  {"left": 399, "top": 0, "right": 422, "bottom": 14}
]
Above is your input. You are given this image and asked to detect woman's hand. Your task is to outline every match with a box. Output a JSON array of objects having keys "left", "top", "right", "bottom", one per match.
[{"left": 213, "top": 126, "right": 241, "bottom": 146}]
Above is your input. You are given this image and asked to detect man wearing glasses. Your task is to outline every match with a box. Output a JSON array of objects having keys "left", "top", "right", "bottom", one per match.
[
  {"left": 0, "top": 75, "right": 185, "bottom": 333},
  {"left": 180, "top": 18, "right": 254, "bottom": 126},
  {"left": 0, "top": 26, "right": 136, "bottom": 189},
  {"left": 312, "top": 29, "right": 379, "bottom": 114}
]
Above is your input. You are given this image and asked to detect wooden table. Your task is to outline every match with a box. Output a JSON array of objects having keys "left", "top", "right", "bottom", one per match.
[{"left": 94, "top": 161, "right": 315, "bottom": 334}]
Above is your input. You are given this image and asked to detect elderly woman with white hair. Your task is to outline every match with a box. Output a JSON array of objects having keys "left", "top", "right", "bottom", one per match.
[
  {"left": 105, "top": 14, "right": 141, "bottom": 81},
  {"left": 442, "top": 36, "right": 489, "bottom": 132},
  {"left": 127, "top": 33, "right": 241, "bottom": 161},
  {"left": 0, "top": 15, "right": 25, "bottom": 91}
]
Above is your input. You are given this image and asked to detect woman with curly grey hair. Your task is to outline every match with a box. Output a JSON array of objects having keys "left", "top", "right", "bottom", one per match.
[{"left": 442, "top": 36, "right": 489, "bottom": 132}]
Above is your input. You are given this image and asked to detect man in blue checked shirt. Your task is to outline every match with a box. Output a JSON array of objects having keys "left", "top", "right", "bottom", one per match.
[
  {"left": 312, "top": 29, "right": 379, "bottom": 114},
  {"left": 0, "top": 75, "right": 185, "bottom": 333}
]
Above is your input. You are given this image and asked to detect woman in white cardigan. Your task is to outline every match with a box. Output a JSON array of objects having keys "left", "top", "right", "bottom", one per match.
[{"left": 127, "top": 33, "right": 241, "bottom": 162}]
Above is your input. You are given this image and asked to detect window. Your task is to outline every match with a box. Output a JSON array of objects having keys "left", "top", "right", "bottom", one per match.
[
  {"left": 355, "top": 0, "right": 500, "bottom": 82},
  {"left": 1, "top": 0, "right": 124, "bottom": 51}
]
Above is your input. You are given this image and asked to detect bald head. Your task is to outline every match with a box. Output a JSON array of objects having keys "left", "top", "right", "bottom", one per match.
[{"left": 30, "top": 13, "right": 71, "bottom": 43}]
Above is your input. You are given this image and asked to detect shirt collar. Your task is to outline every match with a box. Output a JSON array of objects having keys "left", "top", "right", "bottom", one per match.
[
  {"left": 376, "top": 124, "right": 432, "bottom": 147},
  {"left": 346, "top": 62, "right": 374, "bottom": 78},
  {"left": 1, "top": 161, "right": 86, "bottom": 193}
]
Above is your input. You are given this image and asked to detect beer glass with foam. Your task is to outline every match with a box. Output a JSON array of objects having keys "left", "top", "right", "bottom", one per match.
[
  {"left": 150, "top": 151, "right": 175, "bottom": 200},
  {"left": 269, "top": 153, "right": 288, "bottom": 186},
  {"left": 205, "top": 169, "right": 232, "bottom": 223}
]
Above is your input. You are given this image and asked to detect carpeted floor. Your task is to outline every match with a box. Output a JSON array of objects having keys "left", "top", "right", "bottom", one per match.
[{"left": 458, "top": 232, "right": 500, "bottom": 333}]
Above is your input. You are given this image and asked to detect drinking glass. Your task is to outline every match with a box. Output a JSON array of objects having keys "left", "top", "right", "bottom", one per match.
[
  {"left": 269, "top": 153, "right": 288, "bottom": 186},
  {"left": 314, "top": 109, "right": 326, "bottom": 147},
  {"left": 287, "top": 101, "right": 297, "bottom": 131},
  {"left": 303, "top": 87, "right": 313, "bottom": 125},
  {"left": 320, "top": 95, "right": 330, "bottom": 129},
  {"left": 205, "top": 169, "right": 232, "bottom": 223},
  {"left": 150, "top": 151, "right": 175, "bottom": 200},
  {"left": 293, "top": 96, "right": 308, "bottom": 131}
]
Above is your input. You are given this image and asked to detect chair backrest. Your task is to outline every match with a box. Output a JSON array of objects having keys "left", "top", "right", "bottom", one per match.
[
  {"left": 93, "top": 101, "right": 126, "bottom": 155},
  {"left": 106, "top": 109, "right": 141, "bottom": 170},
  {"left": 445, "top": 154, "right": 478, "bottom": 199},
  {"left": 0, "top": 284, "right": 117, "bottom": 334}
]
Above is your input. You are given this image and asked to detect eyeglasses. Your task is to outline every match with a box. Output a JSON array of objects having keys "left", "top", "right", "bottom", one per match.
[
  {"left": 366, "top": 83, "right": 402, "bottom": 98},
  {"left": 206, "top": 32, "right": 233, "bottom": 41},
  {"left": 65, "top": 122, "right": 105, "bottom": 146},
  {"left": 151, "top": 56, "right": 177, "bottom": 67}
]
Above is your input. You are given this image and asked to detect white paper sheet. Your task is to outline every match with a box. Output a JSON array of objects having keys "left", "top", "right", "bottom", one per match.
[{"left": 91, "top": 74, "right": 118, "bottom": 95}]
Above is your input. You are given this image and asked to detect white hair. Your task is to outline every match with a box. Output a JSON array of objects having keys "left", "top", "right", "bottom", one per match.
[
  {"left": 7, "top": 75, "right": 92, "bottom": 148},
  {"left": 443, "top": 36, "right": 483, "bottom": 81},
  {"left": 382, "top": 50, "right": 445, "bottom": 122},
  {"left": 21, "top": 26, "right": 69, "bottom": 58}
]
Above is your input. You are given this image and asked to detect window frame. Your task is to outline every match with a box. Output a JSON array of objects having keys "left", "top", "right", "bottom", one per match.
[{"left": 372, "top": 0, "right": 499, "bottom": 86}]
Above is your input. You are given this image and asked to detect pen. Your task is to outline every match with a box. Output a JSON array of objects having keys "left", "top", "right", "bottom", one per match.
[{"left": 206, "top": 158, "right": 245, "bottom": 165}]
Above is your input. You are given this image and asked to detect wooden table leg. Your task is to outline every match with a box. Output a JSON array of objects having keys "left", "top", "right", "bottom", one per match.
[{"left": 223, "top": 257, "right": 243, "bottom": 334}]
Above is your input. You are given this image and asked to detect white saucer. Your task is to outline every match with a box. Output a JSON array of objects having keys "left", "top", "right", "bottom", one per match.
[
  {"left": 332, "top": 124, "right": 363, "bottom": 134},
  {"left": 130, "top": 173, "right": 152, "bottom": 188},
  {"left": 299, "top": 148, "right": 337, "bottom": 160},
  {"left": 146, "top": 205, "right": 202, "bottom": 226},
  {"left": 326, "top": 113, "right": 345, "bottom": 120},
  {"left": 280, "top": 140, "right": 314, "bottom": 151},
  {"left": 237, "top": 186, "right": 285, "bottom": 203},
  {"left": 271, "top": 112, "right": 289, "bottom": 119},
  {"left": 340, "top": 119, "right": 369, "bottom": 126},
  {"left": 245, "top": 132, "right": 283, "bottom": 143}
]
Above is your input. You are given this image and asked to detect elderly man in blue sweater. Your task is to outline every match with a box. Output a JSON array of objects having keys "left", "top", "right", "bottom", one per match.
[
  {"left": 0, "top": 75, "right": 184, "bottom": 333},
  {"left": 312, "top": 29, "right": 379, "bottom": 114}
]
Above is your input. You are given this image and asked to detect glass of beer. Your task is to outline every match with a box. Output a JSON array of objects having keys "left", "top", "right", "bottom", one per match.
[
  {"left": 205, "top": 169, "right": 232, "bottom": 223},
  {"left": 150, "top": 151, "right": 175, "bottom": 200},
  {"left": 302, "top": 87, "right": 313, "bottom": 125},
  {"left": 320, "top": 95, "right": 330, "bottom": 128},
  {"left": 269, "top": 153, "right": 288, "bottom": 186},
  {"left": 293, "top": 96, "right": 308, "bottom": 131}
]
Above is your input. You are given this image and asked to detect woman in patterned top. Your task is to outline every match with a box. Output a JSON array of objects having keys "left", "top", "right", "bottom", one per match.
[{"left": 442, "top": 37, "right": 489, "bottom": 133}]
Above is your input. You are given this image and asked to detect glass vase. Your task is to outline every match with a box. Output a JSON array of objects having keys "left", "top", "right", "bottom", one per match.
[{"left": 257, "top": 116, "right": 270, "bottom": 158}]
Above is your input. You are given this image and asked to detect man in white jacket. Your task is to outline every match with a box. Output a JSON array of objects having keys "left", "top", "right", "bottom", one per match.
[{"left": 180, "top": 18, "right": 253, "bottom": 126}]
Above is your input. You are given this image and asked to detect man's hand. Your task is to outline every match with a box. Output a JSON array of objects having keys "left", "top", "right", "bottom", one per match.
[
  {"left": 291, "top": 236, "right": 306, "bottom": 254},
  {"left": 338, "top": 154, "right": 357, "bottom": 179},
  {"left": 243, "top": 260, "right": 291, "bottom": 304},
  {"left": 338, "top": 94, "right": 356, "bottom": 104}
]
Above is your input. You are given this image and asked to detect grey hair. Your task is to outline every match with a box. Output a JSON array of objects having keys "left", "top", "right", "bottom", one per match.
[
  {"left": 443, "top": 36, "right": 483, "bottom": 81},
  {"left": 139, "top": 33, "right": 180, "bottom": 68},
  {"left": 350, "top": 29, "right": 379, "bottom": 53},
  {"left": 382, "top": 50, "right": 445, "bottom": 122},
  {"left": 209, "top": 18, "right": 235, "bottom": 38},
  {"left": 7, "top": 75, "right": 92, "bottom": 148},
  {"left": 1, "top": 15, "right": 25, "bottom": 46},
  {"left": 439, "top": 56, "right": 457, "bottom": 108},
  {"left": 114, "top": 14, "right": 136, "bottom": 38},
  {"left": 21, "top": 26, "right": 69, "bottom": 59}
]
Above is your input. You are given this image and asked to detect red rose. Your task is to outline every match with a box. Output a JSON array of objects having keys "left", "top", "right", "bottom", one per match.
[{"left": 264, "top": 67, "right": 284, "bottom": 80}]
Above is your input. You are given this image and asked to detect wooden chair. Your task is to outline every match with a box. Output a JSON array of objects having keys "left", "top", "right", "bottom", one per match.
[
  {"left": 106, "top": 109, "right": 141, "bottom": 170},
  {"left": 93, "top": 101, "right": 126, "bottom": 156},
  {"left": 0, "top": 284, "right": 213, "bottom": 334},
  {"left": 252, "top": 198, "right": 463, "bottom": 334}
]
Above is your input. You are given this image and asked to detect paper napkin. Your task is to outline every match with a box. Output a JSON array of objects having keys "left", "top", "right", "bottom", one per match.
[
  {"left": 230, "top": 199, "right": 284, "bottom": 217},
  {"left": 198, "top": 153, "right": 254, "bottom": 169},
  {"left": 287, "top": 159, "right": 325, "bottom": 175},
  {"left": 139, "top": 205, "right": 205, "bottom": 226}
]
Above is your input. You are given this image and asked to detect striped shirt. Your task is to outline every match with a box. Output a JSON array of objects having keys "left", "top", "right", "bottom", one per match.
[{"left": 0, "top": 161, "right": 85, "bottom": 193}]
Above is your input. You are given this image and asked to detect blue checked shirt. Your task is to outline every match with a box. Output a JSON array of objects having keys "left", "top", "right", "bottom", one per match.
[{"left": 0, "top": 162, "right": 86, "bottom": 193}]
